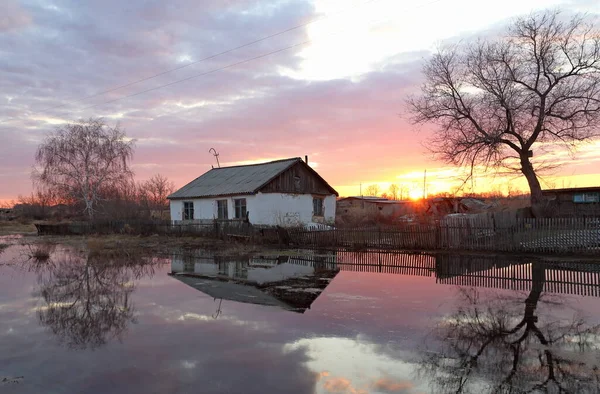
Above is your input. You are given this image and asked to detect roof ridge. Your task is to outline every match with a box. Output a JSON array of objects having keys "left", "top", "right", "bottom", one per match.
[{"left": 212, "top": 157, "right": 302, "bottom": 170}]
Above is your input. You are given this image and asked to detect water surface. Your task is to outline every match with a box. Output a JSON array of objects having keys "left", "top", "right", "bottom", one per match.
[{"left": 1, "top": 242, "right": 599, "bottom": 393}]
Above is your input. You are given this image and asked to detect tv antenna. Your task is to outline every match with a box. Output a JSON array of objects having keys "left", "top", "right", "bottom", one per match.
[{"left": 209, "top": 148, "right": 221, "bottom": 168}]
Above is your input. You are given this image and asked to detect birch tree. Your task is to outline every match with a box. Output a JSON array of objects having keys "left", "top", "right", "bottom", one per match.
[
  {"left": 408, "top": 11, "right": 600, "bottom": 216},
  {"left": 33, "top": 118, "right": 135, "bottom": 220}
]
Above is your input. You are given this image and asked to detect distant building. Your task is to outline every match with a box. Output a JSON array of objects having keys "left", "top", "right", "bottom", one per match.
[
  {"left": 336, "top": 196, "right": 416, "bottom": 223},
  {"left": 167, "top": 157, "right": 338, "bottom": 226},
  {"left": 542, "top": 186, "right": 600, "bottom": 217}
]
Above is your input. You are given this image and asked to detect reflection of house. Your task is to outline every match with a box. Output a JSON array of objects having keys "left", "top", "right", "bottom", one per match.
[
  {"left": 169, "top": 254, "right": 339, "bottom": 313},
  {"left": 542, "top": 186, "right": 600, "bottom": 217},
  {"left": 167, "top": 157, "right": 338, "bottom": 226}
]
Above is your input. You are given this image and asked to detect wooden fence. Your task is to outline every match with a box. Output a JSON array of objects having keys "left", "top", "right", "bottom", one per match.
[
  {"left": 34, "top": 216, "right": 599, "bottom": 255},
  {"left": 287, "top": 217, "right": 600, "bottom": 255}
]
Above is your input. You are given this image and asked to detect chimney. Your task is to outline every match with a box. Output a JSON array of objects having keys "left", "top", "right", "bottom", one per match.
[{"left": 305, "top": 155, "right": 308, "bottom": 165}]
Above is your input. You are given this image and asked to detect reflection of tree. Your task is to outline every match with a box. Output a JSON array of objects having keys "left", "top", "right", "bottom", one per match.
[
  {"left": 420, "top": 262, "right": 600, "bottom": 393},
  {"left": 36, "top": 254, "right": 157, "bottom": 349}
]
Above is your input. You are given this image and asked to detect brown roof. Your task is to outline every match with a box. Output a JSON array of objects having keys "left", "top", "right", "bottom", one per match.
[{"left": 542, "top": 186, "right": 600, "bottom": 194}]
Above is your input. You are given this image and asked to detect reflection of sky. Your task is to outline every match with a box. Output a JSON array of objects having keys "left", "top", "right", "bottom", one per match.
[{"left": 2, "top": 245, "right": 600, "bottom": 393}]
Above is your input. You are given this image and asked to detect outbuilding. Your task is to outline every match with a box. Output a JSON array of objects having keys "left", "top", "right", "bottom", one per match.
[
  {"left": 167, "top": 157, "right": 338, "bottom": 226},
  {"left": 542, "top": 186, "right": 600, "bottom": 217}
]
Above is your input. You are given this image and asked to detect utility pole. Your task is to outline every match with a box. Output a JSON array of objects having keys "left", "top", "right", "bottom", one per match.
[{"left": 423, "top": 170, "right": 427, "bottom": 199}]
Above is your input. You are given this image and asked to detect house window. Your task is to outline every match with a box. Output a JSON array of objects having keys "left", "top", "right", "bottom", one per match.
[
  {"left": 313, "top": 197, "right": 324, "bottom": 216},
  {"left": 217, "top": 200, "right": 228, "bottom": 219},
  {"left": 183, "top": 201, "right": 194, "bottom": 220},
  {"left": 573, "top": 193, "right": 600, "bottom": 203},
  {"left": 234, "top": 198, "right": 247, "bottom": 219}
]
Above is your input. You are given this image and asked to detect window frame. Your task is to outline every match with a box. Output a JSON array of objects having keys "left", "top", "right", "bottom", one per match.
[
  {"left": 313, "top": 197, "right": 324, "bottom": 217},
  {"left": 183, "top": 201, "right": 194, "bottom": 220},
  {"left": 573, "top": 192, "right": 600, "bottom": 204},
  {"left": 234, "top": 198, "right": 247, "bottom": 219},
  {"left": 217, "top": 199, "right": 228, "bottom": 220}
]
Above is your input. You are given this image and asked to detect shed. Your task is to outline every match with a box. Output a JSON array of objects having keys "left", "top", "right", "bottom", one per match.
[{"left": 542, "top": 186, "right": 600, "bottom": 217}]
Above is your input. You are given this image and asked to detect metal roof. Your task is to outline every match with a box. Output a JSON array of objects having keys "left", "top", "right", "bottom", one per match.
[
  {"left": 542, "top": 186, "right": 600, "bottom": 194},
  {"left": 168, "top": 158, "right": 302, "bottom": 199}
]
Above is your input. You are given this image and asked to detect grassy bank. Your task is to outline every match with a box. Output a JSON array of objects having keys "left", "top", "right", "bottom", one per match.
[
  {"left": 20, "top": 233, "right": 279, "bottom": 257},
  {"left": 0, "top": 221, "right": 37, "bottom": 235}
]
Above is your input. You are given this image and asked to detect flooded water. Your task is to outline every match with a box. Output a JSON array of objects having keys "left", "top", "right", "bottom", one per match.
[{"left": 1, "top": 240, "right": 600, "bottom": 393}]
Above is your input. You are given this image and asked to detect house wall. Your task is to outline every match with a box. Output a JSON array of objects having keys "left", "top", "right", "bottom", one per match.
[
  {"left": 337, "top": 199, "right": 416, "bottom": 221},
  {"left": 543, "top": 190, "right": 600, "bottom": 217},
  {"left": 170, "top": 192, "right": 336, "bottom": 225}
]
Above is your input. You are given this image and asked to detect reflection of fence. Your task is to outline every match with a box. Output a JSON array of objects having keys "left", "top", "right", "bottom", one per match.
[
  {"left": 285, "top": 250, "right": 600, "bottom": 297},
  {"left": 286, "top": 251, "right": 436, "bottom": 275},
  {"left": 287, "top": 217, "right": 600, "bottom": 255},
  {"left": 435, "top": 254, "right": 600, "bottom": 297}
]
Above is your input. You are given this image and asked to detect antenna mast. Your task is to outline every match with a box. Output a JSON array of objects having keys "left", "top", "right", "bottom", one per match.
[{"left": 209, "top": 148, "right": 220, "bottom": 168}]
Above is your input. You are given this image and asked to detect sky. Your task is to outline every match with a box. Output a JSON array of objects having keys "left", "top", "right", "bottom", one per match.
[{"left": 1, "top": 0, "right": 599, "bottom": 203}]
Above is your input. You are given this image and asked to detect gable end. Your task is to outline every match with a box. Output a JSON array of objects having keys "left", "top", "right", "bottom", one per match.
[{"left": 257, "top": 161, "right": 338, "bottom": 196}]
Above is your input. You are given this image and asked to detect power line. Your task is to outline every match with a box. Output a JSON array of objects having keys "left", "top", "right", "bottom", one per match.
[
  {"left": 78, "top": 39, "right": 311, "bottom": 111},
  {"left": 0, "top": 0, "right": 444, "bottom": 128},
  {"left": 1, "top": 0, "right": 382, "bottom": 120},
  {"left": 74, "top": 0, "right": 444, "bottom": 113}
]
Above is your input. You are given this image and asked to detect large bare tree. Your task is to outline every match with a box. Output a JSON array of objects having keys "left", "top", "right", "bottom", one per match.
[
  {"left": 33, "top": 118, "right": 135, "bottom": 219},
  {"left": 408, "top": 11, "right": 600, "bottom": 215}
]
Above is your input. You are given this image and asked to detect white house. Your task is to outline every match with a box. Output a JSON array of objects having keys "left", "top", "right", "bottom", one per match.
[{"left": 167, "top": 157, "right": 338, "bottom": 226}]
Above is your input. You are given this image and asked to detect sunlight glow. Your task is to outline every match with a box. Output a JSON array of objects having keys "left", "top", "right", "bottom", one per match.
[
  {"left": 286, "top": 0, "right": 568, "bottom": 81},
  {"left": 409, "top": 189, "right": 424, "bottom": 200}
]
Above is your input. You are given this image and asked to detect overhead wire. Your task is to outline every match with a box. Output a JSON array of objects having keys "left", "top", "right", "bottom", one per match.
[
  {"left": 0, "top": 0, "right": 444, "bottom": 129},
  {"left": 74, "top": 0, "right": 445, "bottom": 113},
  {"left": 0, "top": 0, "right": 382, "bottom": 122}
]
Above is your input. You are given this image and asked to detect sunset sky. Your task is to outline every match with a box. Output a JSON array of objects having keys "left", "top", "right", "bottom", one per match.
[{"left": 1, "top": 0, "right": 599, "bottom": 203}]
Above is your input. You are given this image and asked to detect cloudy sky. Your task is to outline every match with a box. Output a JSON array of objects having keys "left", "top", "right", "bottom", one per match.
[{"left": 1, "top": 0, "right": 599, "bottom": 202}]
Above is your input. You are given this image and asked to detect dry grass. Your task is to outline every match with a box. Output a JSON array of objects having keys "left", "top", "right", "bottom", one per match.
[
  {"left": 0, "top": 221, "right": 37, "bottom": 235},
  {"left": 35, "top": 234, "right": 267, "bottom": 258},
  {"left": 31, "top": 245, "right": 52, "bottom": 261},
  {"left": 22, "top": 243, "right": 56, "bottom": 262},
  {"left": 12, "top": 231, "right": 280, "bottom": 259}
]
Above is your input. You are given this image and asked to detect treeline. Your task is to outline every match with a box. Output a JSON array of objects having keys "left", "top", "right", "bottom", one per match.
[
  {"left": 11, "top": 174, "right": 175, "bottom": 221},
  {"left": 361, "top": 183, "right": 530, "bottom": 201}
]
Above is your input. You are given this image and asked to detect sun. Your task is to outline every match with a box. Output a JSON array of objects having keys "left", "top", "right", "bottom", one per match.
[{"left": 409, "top": 189, "right": 424, "bottom": 200}]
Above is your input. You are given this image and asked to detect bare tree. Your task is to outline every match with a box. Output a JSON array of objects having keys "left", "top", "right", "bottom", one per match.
[
  {"left": 35, "top": 252, "right": 157, "bottom": 349},
  {"left": 138, "top": 174, "right": 175, "bottom": 212},
  {"left": 365, "top": 184, "right": 380, "bottom": 197},
  {"left": 418, "top": 262, "right": 600, "bottom": 392},
  {"left": 388, "top": 184, "right": 400, "bottom": 200},
  {"left": 408, "top": 11, "right": 600, "bottom": 216},
  {"left": 33, "top": 118, "right": 135, "bottom": 220}
]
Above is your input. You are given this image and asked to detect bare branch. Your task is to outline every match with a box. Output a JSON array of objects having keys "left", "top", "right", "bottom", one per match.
[{"left": 407, "top": 10, "right": 600, "bottom": 212}]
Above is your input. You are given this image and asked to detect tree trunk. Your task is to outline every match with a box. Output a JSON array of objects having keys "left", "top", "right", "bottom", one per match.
[
  {"left": 520, "top": 155, "right": 546, "bottom": 217},
  {"left": 525, "top": 261, "right": 545, "bottom": 321}
]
